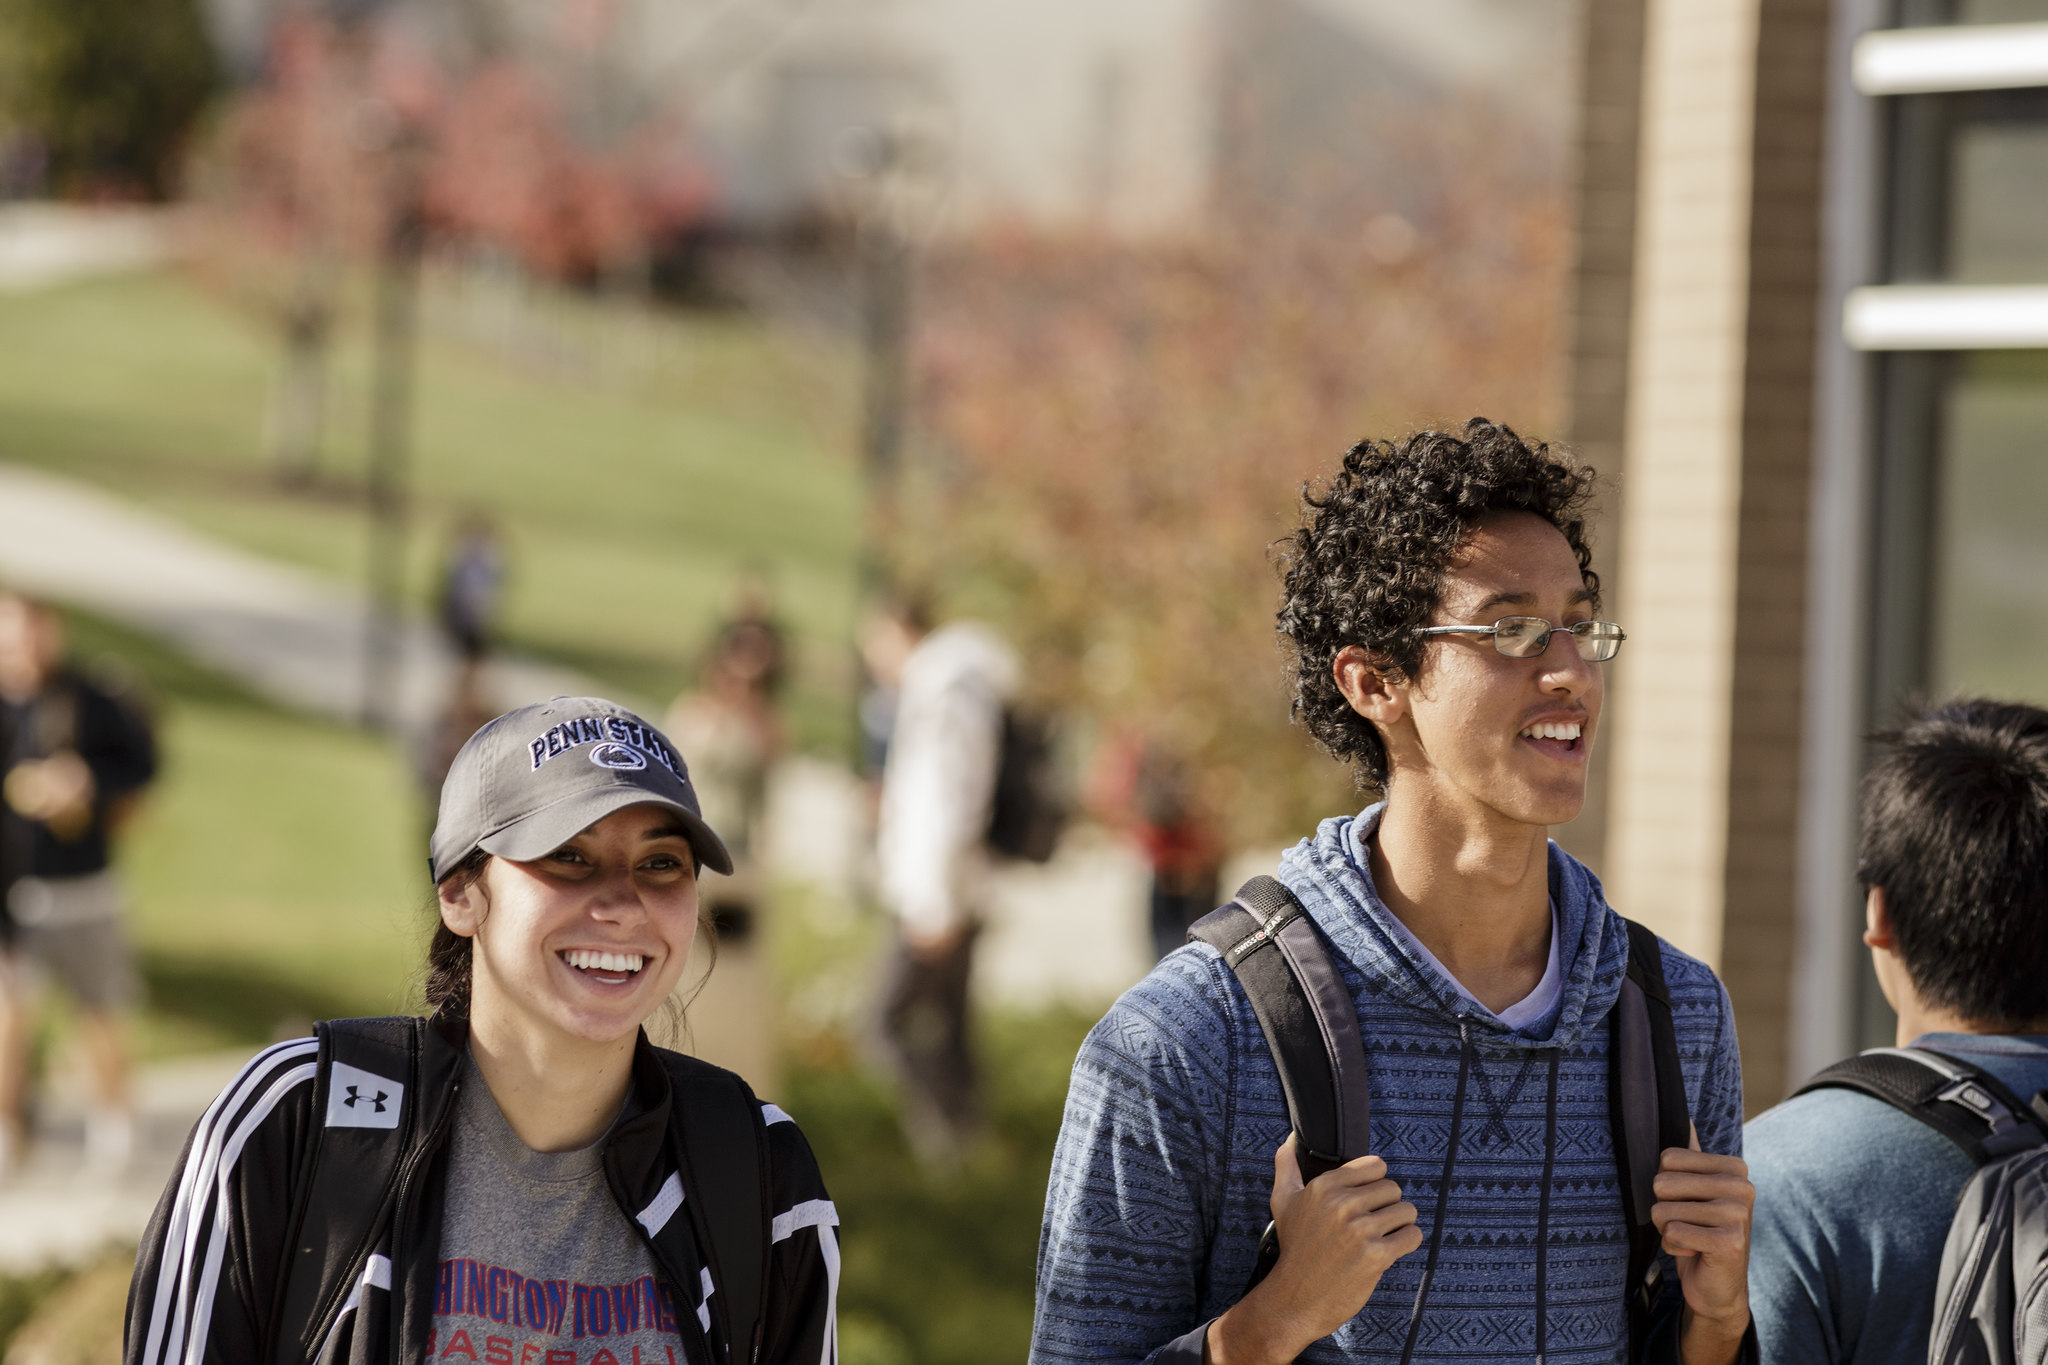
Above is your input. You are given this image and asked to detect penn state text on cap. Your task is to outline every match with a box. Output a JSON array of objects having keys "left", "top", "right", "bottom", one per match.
[{"left": 430, "top": 697, "right": 734, "bottom": 883}]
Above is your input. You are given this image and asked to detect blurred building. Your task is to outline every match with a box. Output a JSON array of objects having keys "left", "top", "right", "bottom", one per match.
[
  {"left": 647, "top": 0, "right": 1572, "bottom": 237},
  {"left": 1565, "top": 0, "right": 2048, "bottom": 1109},
  {"left": 200, "top": 0, "right": 1570, "bottom": 240}
]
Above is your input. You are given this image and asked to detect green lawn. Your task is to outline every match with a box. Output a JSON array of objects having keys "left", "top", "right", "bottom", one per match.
[{"left": 0, "top": 268, "right": 865, "bottom": 747}]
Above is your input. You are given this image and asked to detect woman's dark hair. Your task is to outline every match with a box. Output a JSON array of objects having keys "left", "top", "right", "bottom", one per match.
[
  {"left": 424, "top": 848, "right": 492, "bottom": 1020},
  {"left": 422, "top": 844, "right": 716, "bottom": 1023},
  {"left": 1859, "top": 697, "right": 2048, "bottom": 1027},
  {"left": 1276, "top": 418, "right": 1600, "bottom": 788}
]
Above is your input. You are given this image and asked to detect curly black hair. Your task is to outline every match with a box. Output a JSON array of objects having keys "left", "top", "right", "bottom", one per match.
[{"left": 1277, "top": 418, "right": 1600, "bottom": 789}]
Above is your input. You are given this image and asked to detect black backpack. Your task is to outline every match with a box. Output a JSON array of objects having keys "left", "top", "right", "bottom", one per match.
[
  {"left": 1794, "top": 1047, "right": 2048, "bottom": 1365},
  {"left": 986, "top": 708, "right": 1066, "bottom": 862},
  {"left": 1188, "top": 876, "right": 1693, "bottom": 1356},
  {"left": 273, "top": 1018, "right": 771, "bottom": 1364}
]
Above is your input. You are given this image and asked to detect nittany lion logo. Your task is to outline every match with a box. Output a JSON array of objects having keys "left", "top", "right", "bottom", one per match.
[{"left": 589, "top": 742, "right": 647, "bottom": 771}]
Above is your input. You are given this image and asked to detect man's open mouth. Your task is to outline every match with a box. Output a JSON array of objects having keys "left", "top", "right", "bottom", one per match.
[
  {"left": 561, "top": 949, "right": 645, "bottom": 978},
  {"left": 1518, "top": 720, "right": 1584, "bottom": 752}
]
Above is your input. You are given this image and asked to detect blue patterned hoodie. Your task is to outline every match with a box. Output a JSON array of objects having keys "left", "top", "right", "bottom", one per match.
[{"left": 1030, "top": 805, "right": 1745, "bottom": 1365}]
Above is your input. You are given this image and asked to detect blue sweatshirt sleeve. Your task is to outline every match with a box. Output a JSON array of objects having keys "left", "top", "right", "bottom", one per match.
[
  {"left": 1030, "top": 951, "right": 1239, "bottom": 1365},
  {"left": 1646, "top": 946, "right": 1752, "bottom": 1359},
  {"left": 1681, "top": 965, "right": 1745, "bottom": 1160}
]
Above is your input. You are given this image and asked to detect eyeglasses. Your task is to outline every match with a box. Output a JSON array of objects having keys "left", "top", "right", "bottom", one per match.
[{"left": 1416, "top": 617, "right": 1626, "bottom": 662}]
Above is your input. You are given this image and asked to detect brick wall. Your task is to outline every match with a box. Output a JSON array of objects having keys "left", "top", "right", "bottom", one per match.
[
  {"left": 1721, "top": 0, "right": 1832, "bottom": 1109},
  {"left": 1593, "top": 0, "right": 1834, "bottom": 1112},
  {"left": 1557, "top": 0, "right": 1649, "bottom": 878}
]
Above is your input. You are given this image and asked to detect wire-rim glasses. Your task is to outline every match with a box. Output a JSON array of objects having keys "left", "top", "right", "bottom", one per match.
[{"left": 1415, "top": 616, "right": 1626, "bottom": 662}]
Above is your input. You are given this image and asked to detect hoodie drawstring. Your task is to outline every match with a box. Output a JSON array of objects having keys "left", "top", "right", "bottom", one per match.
[
  {"left": 1399, "top": 1020, "right": 1474, "bottom": 1365},
  {"left": 1535, "top": 1046, "right": 1560, "bottom": 1364}
]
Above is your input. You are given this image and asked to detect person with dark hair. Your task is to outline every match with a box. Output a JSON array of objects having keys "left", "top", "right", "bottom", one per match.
[
  {"left": 1745, "top": 698, "right": 2048, "bottom": 1364},
  {"left": 0, "top": 592, "right": 156, "bottom": 1176},
  {"left": 125, "top": 698, "right": 839, "bottom": 1365},
  {"left": 1033, "top": 420, "right": 1757, "bottom": 1365},
  {"left": 437, "top": 515, "right": 504, "bottom": 662}
]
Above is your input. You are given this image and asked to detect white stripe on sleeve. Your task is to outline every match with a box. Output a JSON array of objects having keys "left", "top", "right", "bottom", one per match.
[
  {"left": 185, "top": 1063, "right": 323, "bottom": 1365},
  {"left": 771, "top": 1198, "right": 840, "bottom": 1243},
  {"left": 818, "top": 1223, "right": 841, "bottom": 1365},
  {"left": 761, "top": 1103, "right": 794, "bottom": 1127},
  {"left": 140, "top": 1038, "right": 318, "bottom": 1365},
  {"left": 638, "top": 1171, "right": 685, "bottom": 1237}
]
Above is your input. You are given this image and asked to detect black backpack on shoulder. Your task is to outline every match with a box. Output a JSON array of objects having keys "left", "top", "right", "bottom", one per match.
[
  {"left": 1794, "top": 1047, "right": 2048, "bottom": 1365},
  {"left": 272, "top": 1018, "right": 772, "bottom": 1364},
  {"left": 1188, "top": 876, "right": 1694, "bottom": 1359},
  {"left": 985, "top": 708, "right": 1066, "bottom": 863}
]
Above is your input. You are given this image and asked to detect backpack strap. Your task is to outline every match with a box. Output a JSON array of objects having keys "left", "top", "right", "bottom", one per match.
[
  {"left": 1794, "top": 1046, "right": 2048, "bottom": 1165},
  {"left": 661, "top": 1053, "right": 772, "bottom": 1364},
  {"left": 1188, "top": 875, "right": 1372, "bottom": 1181},
  {"left": 273, "top": 1017, "right": 426, "bottom": 1365},
  {"left": 1607, "top": 919, "right": 1692, "bottom": 1348}
]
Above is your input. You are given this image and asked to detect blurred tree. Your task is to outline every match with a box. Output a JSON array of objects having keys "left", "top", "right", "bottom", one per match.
[
  {"left": 901, "top": 98, "right": 1571, "bottom": 851},
  {"left": 202, "top": 4, "right": 714, "bottom": 484},
  {"left": 219, "top": 12, "right": 378, "bottom": 485},
  {"left": 0, "top": 0, "right": 217, "bottom": 199}
]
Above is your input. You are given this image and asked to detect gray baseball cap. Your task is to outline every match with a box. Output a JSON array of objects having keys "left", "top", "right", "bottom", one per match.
[{"left": 429, "top": 697, "right": 733, "bottom": 883}]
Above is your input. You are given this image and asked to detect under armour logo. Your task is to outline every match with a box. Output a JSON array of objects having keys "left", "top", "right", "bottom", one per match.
[
  {"left": 326, "top": 1060, "right": 404, "bottom": 1130},
  {"left": 343, "top": 1085, "right": 389, "bottom": 1113}
]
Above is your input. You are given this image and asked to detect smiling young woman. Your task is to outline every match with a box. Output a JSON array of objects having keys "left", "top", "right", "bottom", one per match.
[{"left": 126, "top": 698, "right": 839, "bottom": 1365}]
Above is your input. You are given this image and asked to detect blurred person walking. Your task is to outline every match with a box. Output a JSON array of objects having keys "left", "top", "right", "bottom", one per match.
[
  {"left": 665, "top": 616, "right": 788, "bottom": 1092},
  {"left": 873, "top": 608, "right": 1018, "bottom": 1166},
  {"left": 124, "top": 697, "right": 839, "bottom": 1365},
  {"left": 710, "top": 571, "right": 790, "bottom": 706},
  {"left": 1092, "top": 736, "right": 1223, "bottom": 962},
  {"left": 436, "top": 514, "right": 504, "bottom": 662},
  {"left": 856, "top": 594, "right": 927, "bottom": 795},
  {"left": 0, "top": 592, "right": 157, "bottom": 1177}
]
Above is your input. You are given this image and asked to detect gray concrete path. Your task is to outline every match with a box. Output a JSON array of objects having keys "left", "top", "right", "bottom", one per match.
[
  {"left": 0, "top": 204, "right": 174, "bottom": 294},
  {"left": 0, "top": 1048, "right": 258, "bottom": 1273},
  {"left": 0, "top": 461, "right": 602, "bottom": 729}
]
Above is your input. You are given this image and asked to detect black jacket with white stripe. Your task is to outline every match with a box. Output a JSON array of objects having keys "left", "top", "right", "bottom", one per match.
[{"left": 124, "top": 1017, "right": 839, "bottom": 1365}]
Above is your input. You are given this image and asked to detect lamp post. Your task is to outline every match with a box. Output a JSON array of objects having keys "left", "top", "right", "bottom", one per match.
[
  {"left": 360, "top": 116, "right": 425, "bottom": 731},
  {"left": 835, "top": 113, "right": 950, "bottom": 594}
]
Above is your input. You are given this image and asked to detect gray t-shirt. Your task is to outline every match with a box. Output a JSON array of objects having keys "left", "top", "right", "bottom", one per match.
[{"left": 428, "top": 1063, "right": 694, "bottom": 1364}]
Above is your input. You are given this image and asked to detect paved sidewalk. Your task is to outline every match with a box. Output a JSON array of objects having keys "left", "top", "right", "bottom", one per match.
[
  {"left": 0, "top": 204, "right": 174, "bottom": 294},
  {"left": 0, "top": 461, "right": 603, "bottom": 729},
  {"left": 0, "top": 1048, "right": 260, "bottom": 1273}
]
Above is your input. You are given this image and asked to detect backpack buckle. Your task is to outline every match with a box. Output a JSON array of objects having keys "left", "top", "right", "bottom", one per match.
[{"left": 1937, "top": 1080, "right": 2042, "bottom": 1157}]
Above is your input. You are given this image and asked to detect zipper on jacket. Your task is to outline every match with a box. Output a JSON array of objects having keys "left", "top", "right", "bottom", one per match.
[
  {"left": 295, "top": 1069, "right": 455, "bottom": 1364},
  {"left": 377, "top": 1074, "right": 460, "bottom": 1364}
]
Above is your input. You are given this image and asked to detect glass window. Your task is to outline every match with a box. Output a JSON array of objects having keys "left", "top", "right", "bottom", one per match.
[
  {"left": 1929, "top": 351, "right": 2048, "bottom": 702},
  {"left": 1950, "top": 114, "right": 2048, "bottom": 281},
  {"left": 1885, "top": 90, "right": 2048, "bottom": 282},
  {"left": 1860, "top": 350, "right": 2048, "bottom": 1049}
]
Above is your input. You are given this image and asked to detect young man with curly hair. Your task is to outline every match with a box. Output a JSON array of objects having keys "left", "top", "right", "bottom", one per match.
[{"left": 1031, "top": 420, "right": 1757, "bottom": 1365}]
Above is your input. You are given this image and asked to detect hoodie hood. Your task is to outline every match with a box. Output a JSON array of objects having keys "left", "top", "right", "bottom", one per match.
[{"left": 1275, "top": 802, "right": 1630, "bottom": 1050}]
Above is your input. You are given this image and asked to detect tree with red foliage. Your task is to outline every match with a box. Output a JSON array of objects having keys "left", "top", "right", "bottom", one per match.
[{"left": 900, "top": 99, "right": 1571, "bottom": 849}]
